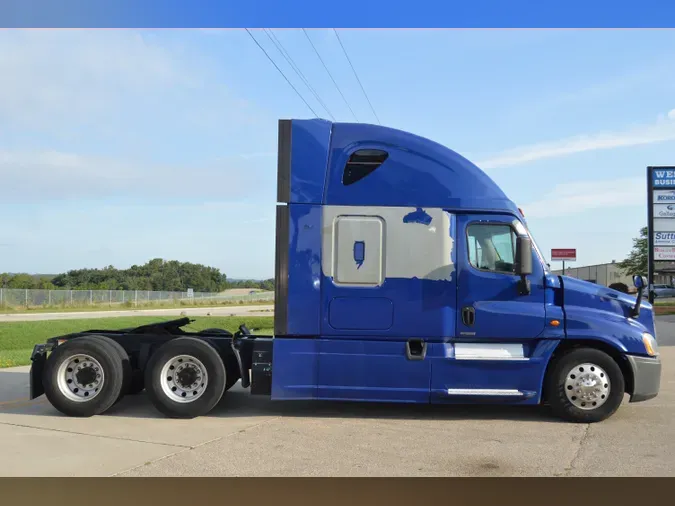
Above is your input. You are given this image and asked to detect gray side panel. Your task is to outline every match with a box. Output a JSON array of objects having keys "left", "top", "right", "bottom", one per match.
[
  {"left": 277, "top": 119, "right": 292, "bottom": 204},
  {"left": 322, "top": 205, "right": 455, "bottom": 282},
  {"left": 274, "top": 204, "right": 289, "bottom": 335},
  {"left": 333, "top": 216, "right": 385, "bottom": 286}
]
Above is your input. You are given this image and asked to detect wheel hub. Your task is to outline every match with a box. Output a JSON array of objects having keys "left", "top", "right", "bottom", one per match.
[
  {"left": 76, "top": 367, "right": 97, "bottom": 386},
  {"left": 56, "top": 354, "right": 105, "bottom": 403},
  {"left": 175, "top": 364, "right": 199, "bottom": 389},
  {"left": 564, "top": 362, "right": 610, "bottom": 410},
  {"left": 160, "top": 355, "right": 209, "bottom": 404}
]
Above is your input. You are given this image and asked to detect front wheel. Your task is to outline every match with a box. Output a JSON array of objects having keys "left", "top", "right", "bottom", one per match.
[
  {"left": 145, "top": 337, "right": 227, "bottom": 419},
  {"left": 546, "top": 348, "right": 625, "bottom": 423}
]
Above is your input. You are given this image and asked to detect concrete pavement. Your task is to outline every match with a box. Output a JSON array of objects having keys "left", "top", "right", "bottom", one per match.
[
  {"left": 0, "top": 305, "right": 274, "bottom": 322},
  {"left": 655, "top": 314, "right": 675, "bottom": 346},
  {"left": 0, "top": 344, "right": 673, "bottom": 476}
]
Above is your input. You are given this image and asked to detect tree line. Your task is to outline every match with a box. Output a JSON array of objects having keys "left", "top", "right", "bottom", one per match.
[{"left": 0, "top": 258, "right": 274, "bottom": 293}]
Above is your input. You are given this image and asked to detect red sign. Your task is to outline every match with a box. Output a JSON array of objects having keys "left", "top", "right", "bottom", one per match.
[{"left": 551, "top": 248, "right": 576, "bottom": 261}]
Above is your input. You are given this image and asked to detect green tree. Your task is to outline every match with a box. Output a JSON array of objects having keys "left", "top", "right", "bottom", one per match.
[
  {"left": 618, "top": 226, "right": 648, "bottom": 277},
  {"left": 5, "top": 273, "right": 37, "bottom": 289},
  {"left": 49, "top": 259, "right": 231, "bottom": 292}
]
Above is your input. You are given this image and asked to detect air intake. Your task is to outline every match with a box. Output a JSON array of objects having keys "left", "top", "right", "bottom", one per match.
[{"left": 343, "top": 149, "right": 389, "bottom": 186}]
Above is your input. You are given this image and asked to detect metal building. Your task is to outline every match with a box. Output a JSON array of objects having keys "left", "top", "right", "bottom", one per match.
[{"left": 550, "top": 260, "right": 672, "bottom": 288}]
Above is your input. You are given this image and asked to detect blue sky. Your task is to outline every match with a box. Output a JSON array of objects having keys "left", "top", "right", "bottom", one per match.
[{"left": 1, "top": 29, "right": 674, "bottom": 278}]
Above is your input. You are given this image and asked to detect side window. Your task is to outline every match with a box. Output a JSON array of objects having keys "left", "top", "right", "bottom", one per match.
[
  {"left": 342, "top": 149, "right": 389, "bottom": 186},
  {"left": 467, "top": 223, "right": 516, "bottom": 274}
]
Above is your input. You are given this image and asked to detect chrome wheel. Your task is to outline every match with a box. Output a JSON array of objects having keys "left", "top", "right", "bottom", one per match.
[
  {"left": 56, "top": 354, "right": 105, "bottom": 403},
  {"left": 159, "top": 355, "right": 209, "bottom": 403},
  {"left": 564, "top": 362, "right": 610, "bottom": 410}
]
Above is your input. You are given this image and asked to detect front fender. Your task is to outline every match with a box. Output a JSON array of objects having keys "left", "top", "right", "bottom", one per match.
[{"left": 564, "top": 305, "right": 650, "bottom": 356}]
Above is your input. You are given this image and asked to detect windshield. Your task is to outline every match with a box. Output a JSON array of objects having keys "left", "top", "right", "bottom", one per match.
[{"left": 512, "top": 219, "right": 549, "bottom": 273}]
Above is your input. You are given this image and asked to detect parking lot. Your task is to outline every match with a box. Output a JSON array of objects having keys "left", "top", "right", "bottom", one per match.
[{"left": 1, "top": 318, "right": 674, "bottom": 477}]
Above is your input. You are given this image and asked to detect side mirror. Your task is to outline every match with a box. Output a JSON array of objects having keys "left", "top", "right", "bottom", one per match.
[
  {"left": 631, "top": 275, "right": 648, "bottom": 318},
  {"left": 515, "top": 236, "right": 532, "bottom": 295},
  {"left": 633, "top": 275, "right": 647, "bottom": 290},
  {"left": 515, "top": 236, "right": 533, "bottom": 276}
]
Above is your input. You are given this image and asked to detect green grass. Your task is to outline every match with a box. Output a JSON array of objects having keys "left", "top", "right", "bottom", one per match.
[
  {"left": 0, "top": 316, "right": 274, "bottom": 368},
  {"left": 0, "top": 298, "right": 273, "bottom": 314}
]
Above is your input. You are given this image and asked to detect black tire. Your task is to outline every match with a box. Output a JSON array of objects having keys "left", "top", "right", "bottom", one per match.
[
  {"left": 145, "top": 337, "right": 226, "bottom": 419},
  {"left": 43, "top": 337, "right": 124, "bottom": 417},
  {"left": 88, "top": 335, "right": 132, "bottom": 403},
  {"left": 546, "top": 348, "right": 625, "bottom": 423}
]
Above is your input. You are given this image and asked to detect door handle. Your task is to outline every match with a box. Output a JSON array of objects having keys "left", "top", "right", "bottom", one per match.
[
  {"left": 406, "top": 339, "right": 427, "bottom": 361},
  {"left": 461, "top": 306, "right": 475, "bottom": 326}
]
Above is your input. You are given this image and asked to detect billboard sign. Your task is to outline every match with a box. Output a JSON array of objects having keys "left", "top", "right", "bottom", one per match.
[
  {"left": 653, "top": 189, "right": 675, "bottom": 202},
  {"left": 655, "top": 247, "right": 675, "bottom": 261},
  {"left": 652, "top": 169, "right": 675, "bottom": 188},
  {"left": 551, "top": 248, "right": 576, "bottom": 261},
  {"left": 654, "top": 232, "right": 675, "bottom": 246},
  {"left": 654, "top": 204, "right": 675, "bottom": 218},
  {"left": 648, "top": 166, "right": 675, "bottom": 302}
]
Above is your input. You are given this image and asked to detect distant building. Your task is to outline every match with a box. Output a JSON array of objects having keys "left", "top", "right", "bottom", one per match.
[{"left": 550, "top": 260, "right": 673, "bottom": 289}]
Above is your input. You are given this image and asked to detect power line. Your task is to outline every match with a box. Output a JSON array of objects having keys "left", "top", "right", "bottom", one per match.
[
  {"left": 263, "top": 29, "right": 335, "bottom": 120},
  {"left": 302, "top": 28, "right": 359, "bottom": 122},
  {"left": 333, "top": 29, "right": 381, "bottom": 125},
  {"left": 245, "top": 28, "right": 319, "bottom": 117}
]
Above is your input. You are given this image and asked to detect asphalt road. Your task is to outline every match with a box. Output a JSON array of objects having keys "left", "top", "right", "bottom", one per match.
[
  {"left": 0, "top": 321, "right": 673, "bottom": 477},
  {"left": 0, "top": 305, "right": 275, "bottom": 322}
]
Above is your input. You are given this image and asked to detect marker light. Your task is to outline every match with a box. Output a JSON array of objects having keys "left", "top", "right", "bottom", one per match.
[
  {"left": 642, "top": 332, "right": 659, "bottom": 357},
  {"left": 550, "top": 320, "right": 560, "bottom": 327},
  {"left": 518, "top": 207, "right": 525, "bottom": 217}
]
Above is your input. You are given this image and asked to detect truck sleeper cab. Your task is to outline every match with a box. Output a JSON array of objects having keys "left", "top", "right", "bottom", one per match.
[{"left": 28, "top": 119, "right": 662, "bottom": 423}]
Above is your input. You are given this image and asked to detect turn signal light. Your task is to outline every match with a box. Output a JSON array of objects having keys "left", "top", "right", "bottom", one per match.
[
  {"left": 550, "top": 320, "right": 560, "bottom": 327},
  {"left": 642, "top": 333, "right": 659, "bottom": 356}
]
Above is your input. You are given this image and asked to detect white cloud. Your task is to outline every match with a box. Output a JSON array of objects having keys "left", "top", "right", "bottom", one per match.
[
  {"left": 0, "top": 31, "right": 180, "bottom": 129},
  {"left": 0, "top": 31, "right": 279, "bottom": 203},
  {"left": 521, "top": 176, "right": 644, "bottom": 219},
  {"left": 477, "top": 112, "right": 675, "bottom": 169},
  {"left": 0, "top": 149, "right": 276, "bottom": 202},
  {"left": 0, "top": 30, "right": 262, "bottom": 136}
]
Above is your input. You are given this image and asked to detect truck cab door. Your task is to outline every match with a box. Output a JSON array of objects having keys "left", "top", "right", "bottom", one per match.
[
  {"left": 455, "top": 214, "right": 547, "bottom": 341},
  {"left": 429, "top": 213, "right": 549, "bottom": 402}
]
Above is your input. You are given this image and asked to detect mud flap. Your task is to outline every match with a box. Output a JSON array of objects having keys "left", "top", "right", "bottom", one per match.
[
  {"left": 231, "top": 339, "right": 250, "bottom": 388},
  {"left": 29, "top": 344, "right": 49, "bottom": 399}
]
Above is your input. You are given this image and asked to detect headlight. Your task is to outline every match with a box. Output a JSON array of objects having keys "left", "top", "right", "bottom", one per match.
[{"left": 642, "top": 332, "right": 659, "bottom": 357}]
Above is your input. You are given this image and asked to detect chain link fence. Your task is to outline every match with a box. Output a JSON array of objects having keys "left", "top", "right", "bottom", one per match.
[{"left": 0, "top": 288, "right": 274, "bottom": 310}]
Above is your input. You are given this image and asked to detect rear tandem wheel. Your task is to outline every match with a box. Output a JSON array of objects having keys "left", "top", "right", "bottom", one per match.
[
  {"left": 42, "top": 336, "right": 125, "bottom": 417},
  {"left": 144, "top": 337, "right": 227, "bottom": 419}
]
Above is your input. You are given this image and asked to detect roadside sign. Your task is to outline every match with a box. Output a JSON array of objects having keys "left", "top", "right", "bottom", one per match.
[
  {"left": 655, "top": 247, "right": 675, "bottom": 261},
  {"left": 653, "top": 204, "right": 675, "bottom": 218},
  {"left": 551, "top": 248, "right": 576, "bottom": 261},
  {"left": 654, "top": 232, "right": 675, "bottom": 246},
  {"left": 648, "top": 166, "right": 675, "bottom": 303}
]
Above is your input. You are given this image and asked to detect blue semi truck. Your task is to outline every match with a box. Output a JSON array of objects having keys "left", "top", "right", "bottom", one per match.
[{"left": 29, "top": 118, "right": 661, "bottom": 423}]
